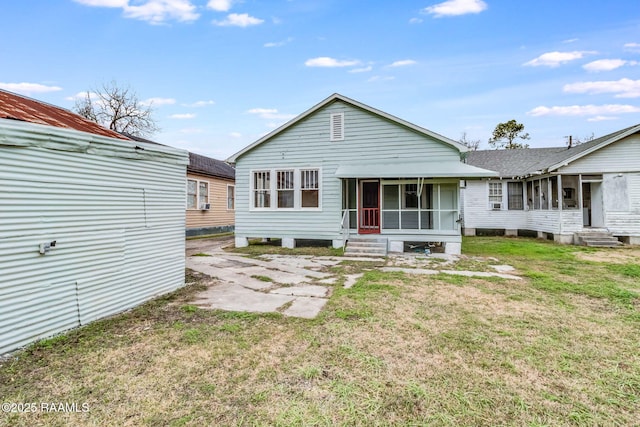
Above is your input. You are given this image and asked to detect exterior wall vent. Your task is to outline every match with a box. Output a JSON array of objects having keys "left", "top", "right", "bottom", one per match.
[{"left": 330, "top": 113, "right": 344, "bottom": 141}]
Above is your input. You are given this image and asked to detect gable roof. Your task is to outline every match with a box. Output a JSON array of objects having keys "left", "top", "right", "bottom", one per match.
[
  {"left": 0, "top": 89, "right": 130, "bottom": 140},
  {"left": 466, "top": 123, "right": 640, "bottom": 178},
  {"left": 188, "top": 152, "right": 235, "bottom": 180},
  {"left": 227, "top": 93, "right": 467, "bottom": 163}
]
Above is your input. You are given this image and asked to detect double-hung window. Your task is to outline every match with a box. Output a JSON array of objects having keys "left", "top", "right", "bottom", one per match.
[
  {"left": 488, "top": 182, "right": 502, "bottom": 209},
  {"left": 301, "top": 169, "right": 319, "bottom": 208},
  {"left": 227, "top": 185, "right": 235, "bottom": 210},
  {"left": 253, "top": 171, "right": 271, "bottom": 208},
  {"left": 277, "top": 170, "right": 295, "bottom": 208},
  {"left": 507, "top": 182, "right": 524, "bottom": 210},
  {"left": 187, "top": 179, "right": 209, "bottom": 209}
]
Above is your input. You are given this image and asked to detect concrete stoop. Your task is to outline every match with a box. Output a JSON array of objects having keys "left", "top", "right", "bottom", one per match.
[
  {"left": 344, "top": 237, "right": 388, "bottom": 257},
  {"left": 574, "top": 229, "right": 622, "bottom": 248}
]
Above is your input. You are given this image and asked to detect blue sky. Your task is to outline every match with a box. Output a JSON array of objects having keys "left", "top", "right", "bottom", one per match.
[{"left": 1, "top": 0, "right": 639, "bottom": 159}]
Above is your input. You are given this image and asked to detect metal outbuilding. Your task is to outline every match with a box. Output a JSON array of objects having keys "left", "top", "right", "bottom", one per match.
[{"left": 0, "top": 90, "right": 189, "bottom": 355}]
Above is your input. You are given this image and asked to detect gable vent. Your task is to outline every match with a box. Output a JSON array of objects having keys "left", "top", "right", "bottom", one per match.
[{"left": 330, "top": 112, "right": 344, "bottom": 141}]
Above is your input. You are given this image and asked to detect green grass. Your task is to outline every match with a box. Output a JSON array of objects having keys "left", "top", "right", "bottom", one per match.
[{"left": 1, "top": 237, "right": 639, "bottom": 426}]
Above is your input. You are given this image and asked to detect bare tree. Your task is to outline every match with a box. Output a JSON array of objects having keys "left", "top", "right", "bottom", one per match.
[
  {"left": 488, "top": 119, "right": 530, "bottom": 149},
  {"left": 74, "top": 81, "right": 159, "bottom": 137},
  {"left": 565, "top": 133, "right": 595, "bottom": 148},
  {"left": 459, "top": 132, "right": 481, "bottom": 151}
]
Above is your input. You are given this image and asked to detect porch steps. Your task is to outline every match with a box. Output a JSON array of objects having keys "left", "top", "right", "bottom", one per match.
[
  {"left": 344, "top": 238, "right": 388, "bottom": 257},
  {"left": 574, "top": 230, "right": 622, "bottom": 248}
]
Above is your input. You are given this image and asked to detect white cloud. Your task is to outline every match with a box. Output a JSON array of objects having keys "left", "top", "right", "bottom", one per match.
[
  {"left": 184, "top": 100, "right": 215, "bottom": 107},
  {"left": 409, "top": 17, "right": 423, "bottom": 24},
  {"left": 264, "top": 37, "right": 293, "bottom": 48},
  {"left": 422, "top": 0, "right": 487, "bottom": 17},
  {"left": 528, "top": 104, "right": 640, "bottom": 117},
  {"left": 214, "top": 13, "right": 264, "bottom": 27},
  {"left": 367, "top": 76, "right": 395, "bottom": 83},
  {"left": 142, "top": 97, "right": 176, "bottom": 106},
  {"left": 170, "top": 113, "right": 195, "bottom": 119},
  {"left": 0, "top": 82, "right": 63, "bottom": 95},
  {"left": 349, "top": 66, "right": 373, "bottom": 73},
  {"left": 206, "top": 0, "right": 233, "bottom": 12},
  {"left": 75, "top": 0, "right": 199, "bottom": 24},
  {"left": 305, "top": 57, "right": 360, "bottom": 67},
  {"left": 229, "top": 132, "right": 242, "bottom": 138},
  {"left": 524, "top": 51, "right": 596, "bottom": 67},
  {"left": 389, "top": 59, "right": 417, "bottom": 67},
  {"left": 562, "top": 38, "right": 579, "bottom": 44},
  {"left": 588, "top": 116, "right": 618, "bottom": 122},
  {"left": 582, "top": 59, "right": 636, "bottom": 72},
  {"left": 563, "top": 78, "right": 640, "bottom": 98},
  {"left": 624, "top": 42, "right": 640, "bottom": 52},
  {"left": 247, "top": 108, "right": 296, "bottom": 120}
]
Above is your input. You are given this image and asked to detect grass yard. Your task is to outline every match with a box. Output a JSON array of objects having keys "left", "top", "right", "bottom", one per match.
[{"left": 1, "top": 237, "right": 639, "bottom": 426}]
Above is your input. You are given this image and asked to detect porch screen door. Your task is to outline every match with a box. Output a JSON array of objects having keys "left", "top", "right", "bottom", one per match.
[{"left": 359, "top": 180, "right": 380, "bottom": 234}]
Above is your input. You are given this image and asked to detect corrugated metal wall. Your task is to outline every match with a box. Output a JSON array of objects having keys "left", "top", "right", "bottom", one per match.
[{"left": 0, "top": 120, "right": 188, "bottom": 354}]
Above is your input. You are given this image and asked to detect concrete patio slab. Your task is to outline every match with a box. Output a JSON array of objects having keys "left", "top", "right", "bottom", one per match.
[
  {"left": 270, "top": 284, "right": 330, "bottom": 298},
  {"left": 282, "top": 297, "right": 329, "bottom": 319},
  {"left": 192, "top": 283, "right": 295, "bottom": 313}
]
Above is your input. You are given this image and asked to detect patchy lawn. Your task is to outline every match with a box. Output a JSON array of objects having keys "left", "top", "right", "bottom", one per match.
[{"left": 1, "top": 238, "right": 639, "bottom": 426}]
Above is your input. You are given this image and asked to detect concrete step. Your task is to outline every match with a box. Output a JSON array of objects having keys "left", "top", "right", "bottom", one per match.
[
  {"left": 575, "top": 229, "right": 621, "bottom": 247},
  {"left": 345, "top": 238, "right": 388, "bottom": 256}
]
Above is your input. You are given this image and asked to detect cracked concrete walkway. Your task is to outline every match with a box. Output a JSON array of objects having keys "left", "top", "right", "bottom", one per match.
[{"left": 186, "top": 237, "right": 338, "bottom": 318}]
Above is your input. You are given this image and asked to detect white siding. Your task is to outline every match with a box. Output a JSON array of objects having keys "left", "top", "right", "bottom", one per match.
[
  {"left": 559, "top": 134, "right": 640, "bottom": 174},
  {"left": 0, "top": 120, "right": 188, "bottom": 354},
  {"left": 461, "top": 181, "right": 527, "bottom": 229},
  {"left": 235, "top": 100, "right": 461, "bottom": 240},
  {"left": 604, "top": 172, "right": 640, "bottom": 235}
]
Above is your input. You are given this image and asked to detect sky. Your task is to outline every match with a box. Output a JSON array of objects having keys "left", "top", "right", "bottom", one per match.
[{"left": 1, "top": 0, "right": 639, "bottom": 160}]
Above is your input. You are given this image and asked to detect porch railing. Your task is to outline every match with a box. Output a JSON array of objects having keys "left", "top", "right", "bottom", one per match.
[{"left": 359, "top": 208, "right": 380, "bottom": 233}]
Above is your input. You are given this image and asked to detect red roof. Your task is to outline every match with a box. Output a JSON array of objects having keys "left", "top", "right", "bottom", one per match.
[{"left": 0, "top": 89, "right": 130, "bottom": 140}]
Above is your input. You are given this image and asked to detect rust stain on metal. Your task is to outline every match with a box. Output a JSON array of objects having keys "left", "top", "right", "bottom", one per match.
[{"left": 0, "top": 89, "right": 130, "bottom": 140}]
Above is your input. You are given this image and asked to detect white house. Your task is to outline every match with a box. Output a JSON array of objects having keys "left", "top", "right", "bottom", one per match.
[
  {"left": 227, "top": 94, "right": 496, "bottom": 255},
  {"left": 0, "top": 90, "right": 189, "bottom": 354},
  {"left": 462, "top": 124, "right": 640, "bottom": 245}
]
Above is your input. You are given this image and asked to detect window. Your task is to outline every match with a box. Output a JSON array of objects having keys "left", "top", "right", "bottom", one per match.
[
  {"left": 199, "top": 182, "right": 209, "bottom": 208},
  {"left": 277, "top": 170, "right": 294, "bottom": 208},
  {"left": 187, "top": 179, "right": 197, "bottom": 209},
  {"left": 253, "top": 171, "right": 271, "bottom": 208},
  {"left": 187, "top": 179, "right": 209, "bottom": 209},
  {"left": 330, "top": 112, "right": 344, "bottom": 141},
  {"left": 507, "top": 182, "right": 523, "bottom": 210},
  {"left": 227, "top": 185, "right": 235, "bottom": 210},
  {"left": 488, "top": 182, "right": 502, "bottom": 208},
  {"left": 403, "top": 184, "right": 419, "bottom": 208},
  {"left": 301, "top": 169, "right": 319, "bottom": 208}
]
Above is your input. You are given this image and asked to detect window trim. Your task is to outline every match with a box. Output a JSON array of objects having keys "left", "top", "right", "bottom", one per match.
[
  {"left": 250, "top": 167, "right": 322, "bottom": 211},
  {"left": 227, "top": 184, "right": 235, "bottom": 211},
  {"left": 186, "top": 178, "right": 210, "bottom": 210}
]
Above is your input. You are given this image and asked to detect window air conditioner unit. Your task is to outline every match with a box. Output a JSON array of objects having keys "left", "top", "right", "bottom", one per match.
[
  {"left": 200, "top": 203, "right": 211, "bottom": 210},
  {"left": 491, "top": 202, "right": 502, "bottom": 210}
]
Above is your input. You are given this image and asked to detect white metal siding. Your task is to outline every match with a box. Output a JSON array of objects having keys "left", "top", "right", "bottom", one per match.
[
  {"left": 235, "top": 100, "right": 461, "bottom": 240},
  {"left": 0, "top": 121, "right": 188, "bottom": 354}
]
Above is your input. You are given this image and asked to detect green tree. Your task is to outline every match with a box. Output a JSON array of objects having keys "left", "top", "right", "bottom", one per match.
[{"left": 488, "top": 119, "right": 530, "bottom": 149}]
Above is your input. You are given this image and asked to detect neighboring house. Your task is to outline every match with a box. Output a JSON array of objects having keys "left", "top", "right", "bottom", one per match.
[
  {"left": 462, "top": 124, "right": 640, "bottom": 245},
  {"left": 186, "top": 152, "right": 235, "bottom": 237},
  {"left": 0, "top": 90, "right": 189, "bottom": 354},
  {"left": 227, "top": 93, "right": 496, "bottom": 255}
]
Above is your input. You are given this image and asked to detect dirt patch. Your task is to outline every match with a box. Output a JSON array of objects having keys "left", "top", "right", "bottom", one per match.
[{"left": 575, "top": 247, "right": 640, "bottom": 264}]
